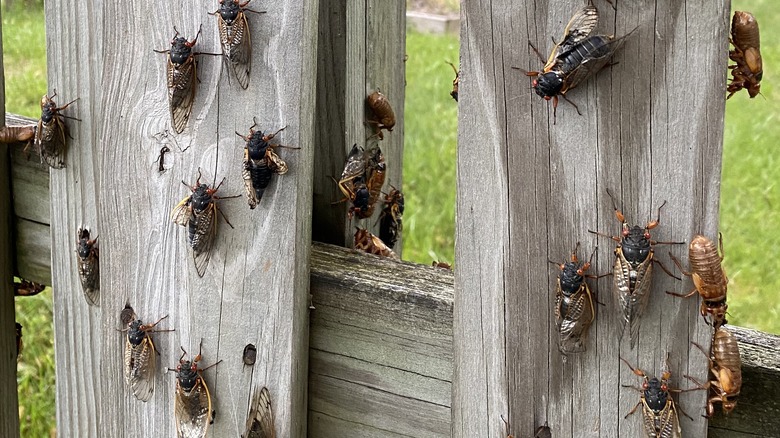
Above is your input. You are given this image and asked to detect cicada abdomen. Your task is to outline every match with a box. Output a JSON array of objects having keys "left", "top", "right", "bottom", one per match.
[
  {"left": 366, "top": 90, "right": 395, "bottom": 140},
  {"left": 589, "top": 191, "right": 682, "bottom": 349},
  {"left": 122, "top": 306, "right": 173, "bottom": 402},
  {"left": 35, "top": 92, "right": 78, "bottom": 169},
  {"left": 728, "top": 11, "right": 762, "bottom": 98},
  {"left": 550, "top": 244, "right": 597, "bottom": 354},
  {"left": 171, "top": 172, "right": 239, "bottom": 277},
  {"left": 14, "top": 279, "right": 45, "bottom": 297},
  {"left": 690, "top": 327, "right": 742, "bottom": 417},
  {"left": 379, "top": 187, "right": 404, "bottom": 249},
  {"left": 243, "top": 386, "right": 275, "bottom": 438},
  {"left": 211, "top": 0, "right": 265, "bottom": 89},
  {"left": 0, "top": 124, "right": 35, "bottom": 143},
  {"left": 621, "top": 358, "right": 683, "bottom": 438},
  {"left": 354, "top": 227, "right": 398, "bottom": 259},
  {"left": 171, "top": 343, "right": 221, "bottom": 438},
  {"left": 237, "top": 121, "right": 296, "bottom": 209},
  {"left": 668, "top": 234, "right": 728, "bottom": 329},
  {"left": 155, "top": 27, "right": 204, "bottom": 134},
  {"left": 76, "top": 227, "right": 100, "bottom": 306}
]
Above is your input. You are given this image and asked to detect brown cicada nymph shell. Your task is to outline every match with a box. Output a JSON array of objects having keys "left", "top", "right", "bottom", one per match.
[
  {"left": 728, "top": 11, "right": 762, "bottom": 99},
  {"left": 354, "top": 227, "right": 398, "bottom": 259},
  {"left": 366, "top": 90, "right": 395, "bottom": 140}
]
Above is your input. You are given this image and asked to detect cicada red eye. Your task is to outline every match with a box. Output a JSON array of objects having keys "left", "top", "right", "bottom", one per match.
[
  {"left": 644, "top": 232, "right": 650, "bottom": 239},
  {"left": 642, "top": 382, "right": 648, "bottom": 389},
  {"left": 661, "top": 384, "right": 667, "bottom": 391}
]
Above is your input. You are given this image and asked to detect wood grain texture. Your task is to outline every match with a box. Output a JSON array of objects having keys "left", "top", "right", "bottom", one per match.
[
  {"left": 312, "top": 1, "right": 405, "bottom": 251},
  {"left": 308, "top": 242, "right": 453, "bottom": 437},
  {"left": 454, "top": 1, "right": 728, "bottom": 437}
]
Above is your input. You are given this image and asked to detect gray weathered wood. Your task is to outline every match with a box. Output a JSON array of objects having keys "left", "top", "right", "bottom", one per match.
[
  {"left": 454, "top": 1, "right": 728, "bottom": 437},
  {"left": 312, "top": 1, "right": 405, "bottom": 250},
  {"left": 0, "top": 9, "right": 20, "bottom": 433},
  {"left": 41, "top": 0, "right": 318, "bottom": 436}
]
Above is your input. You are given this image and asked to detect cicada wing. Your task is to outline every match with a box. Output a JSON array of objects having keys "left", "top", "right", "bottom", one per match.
[
  {"left": 557, "top": 285, "right": 594, "bottom": 354},
  {"left": 175, "top": 378, "right": 213, "bottom": 438},
  {"left": 191, "top": 204, "right": 217, "bottom": 277},
  {"left": 36, "top": 118, "right": 67, "bottom": 169},
  {"left": 640, "top": 401, "right": 659, "bottom": 437},
  {"left": 126, "top": 337, "right": 157, "bottom": 402},
  {"left": 171, "top": 196, "right": 194, "bottom": 226},
  {"left": 168, "top": 57, "right": 197, "bottom": 134},
  {"left": 243, "top": 156, "right": 260, "bottom": 209},
  {"left": 244, "top": 386, "right": 276, "bottom": 438},
  {"left": 562, "top": 30, "right": 635, "bottom": 93},
  {"left": 543, "top": 2, "right": 599, "bottom": 70},
  {"left": 77, "top": 252, "right": 100, "bottom": 307},
  {"left": 266, "top": 149, "right": 288, "bottom": 175},
  {"left": 340, "top": 144, "right": 367, "bottom": 181},
  {"left": 219, "top": 12, "right": 252, "bottom": 89},
  {"left": 659, "top": 403, "right": 683, "bottom": 438},
  {"left": 614, "top": 248, "right": 654, "bottom": 349}
]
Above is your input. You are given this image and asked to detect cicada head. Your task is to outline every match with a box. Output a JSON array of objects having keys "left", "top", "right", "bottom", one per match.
[
  {"left": 722, "top": 398, "right": 738, "bottom": 414},
  {"left": 127, "top": 320, "right": 148, "bottom": 346},
  {"left": 247, "top": 130, "right": 270, "bottom": 160},
  {"left": 170, "top": 34, "right": 194, "bottom": 65},
  {"left": 176, "top": 359, "right": 201, "bottom": 392},
  {"left": 40, "top": 95, "right": 57, "bottom": 123},
  {"left": 532, "top": 72, "right": 564, "bottom": 99},
  {"left": 190, "top": 184, "right": 214, "bottom": 212},
  {"left": 76, "top": 228, "right": 96, "bottom": 260},
  {"left": 558, "top": 260, "right": 585, "bottom": 295},
  {"left": 643, "top": 377, "right": 669, "bottom": 413},
  {"left": 218, "top": 0, "right": 241, "bottom": 23},
  {"left": 621, "top": 225, "right": 651, "bottom": 264}
]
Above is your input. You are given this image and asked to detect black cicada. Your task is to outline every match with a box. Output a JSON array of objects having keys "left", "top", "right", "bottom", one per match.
[
  {"left": 333, "top": 145, "right": 385, "bottom": 220},
  {"left": 210, "top": 0, "right": 266, "bottom": 89},
  {"left": 378, "top": 187, "right": 404, "bottom": 249},
  {"left": 14, "top": 279, "right": 45, "bottom": 297},
  {"left": 621, "top": 357, "right": 686, "bottom": 438},
  {"left": 76, "top": 227, "right": 100, "bottom": 306},
  {"left": 520, "top": 1, "right": 634, "bottom": 122},
  {"left": 236, "top": 120, "right": 298, "bottom": 209},
  {"left": 354, "top": 227, "right": 398, "bottom": 259},
  {"left": 15, "top": 322, "right": 22, "bottom": 362},
  {"left": 155, "top": 26, "right": 212, "bottom": 134},
  {"left": 447, "top": 61, "right": 460, "bottom": 102},
  {"left": 33, "top": 92, "right": 78, "bottom": 169},
  {"left": 121, "top": 304, "right": 173, "bottom": 402},
  {"left": 171, "top": 342, "right": 221, "bottom": 438},
  {"left": 243, "top": 343, "right": 257, "bottom": 366},
  {"left": 589, "top": 191, "right": 682, "bottom": 349},
  {"left": 549, "top": 243, "right": 597, "bottom": 354},
  {"left": 243, "top": 386, "right": 275, "bottom": 438},
  {"left": 171, "top": 171, "right": 239, "bottom": 277}
]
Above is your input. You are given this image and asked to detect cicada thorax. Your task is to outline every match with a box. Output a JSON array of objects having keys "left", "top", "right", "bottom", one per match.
[
  {"left": 622, "top": 358, "right": 683, "bottom": 438},
  {"left": 244, "top": 386, "right": 276, "bottom": 438},
  {"left": 212, "top": 0, "right": 258, "bottom": 89},
  {"left": 728, "top": 11, "right": 762, "bottom": 98},
  {"left": 378, "top": 187, "right": 404, "bottom": 249},
  {"left": 76, "top": 227, "right": 100, "bottom": 306},
  {"left": 551, "top": 245, "right": 596, "bottom": 354},
  {"left": 173, "top": 351, "right": 216, "bottom": 438},
  {"left": 35, "top": 93, "right": 77, "bottom": 169},
  {"left": 366, "top": 90, "right": 396, "bottom": 139},
  {"left": 354, "top": 227, "right": 398, "bottom": 259},
  {"left": 710, "top": 327, "right": 742, "bottom": 414}
]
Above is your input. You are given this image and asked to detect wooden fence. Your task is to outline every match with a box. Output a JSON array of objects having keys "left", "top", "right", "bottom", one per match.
[{"left": 4, "top": 0, "right": 780, "bottom": 437}]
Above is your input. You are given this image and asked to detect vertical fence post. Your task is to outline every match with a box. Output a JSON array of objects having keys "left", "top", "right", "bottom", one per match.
[{"left": 453, "top": 1, "right": 727, "bottom": 436}]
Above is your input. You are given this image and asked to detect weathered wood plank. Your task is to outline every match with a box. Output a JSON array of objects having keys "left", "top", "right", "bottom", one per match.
[
  {"left": 10, "top": 139, "right": 49, "bottom": 226},
  {"left": 308, "top": 242, "right": 452, "bottom": 437},
  {"left": 45, "top": 0, "right": 103, "bottom": 435},
  {"left": 93, "top": 0, "right": 318, "bottom": 437},
  {"left": 454, "top": 0, "right": 728, "bottom": 437},
  {"left": 15, "top": 218, "right": 51, "bottom": 286},
  {"left": 312, "top": 1, "right": 405, "bottom": 250}
]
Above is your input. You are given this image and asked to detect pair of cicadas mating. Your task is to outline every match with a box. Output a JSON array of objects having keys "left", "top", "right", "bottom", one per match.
[
  {"left": 236, "top": 119, "right": 298, "bottom": 209},
  {"left": 378, "top": 187, "right": 405, "bottom": 249},
  {"left": 728, "top": 11, "right": 762, "bottom": 99},
  {"left": 156, "top": 1, "right": 266, "bottom": 133},
  {"left": 335, "top": 144, "right": 386, "bottom": 220},
  {"left": 522, "top": 0, "right": 634, "bottom": 122}
]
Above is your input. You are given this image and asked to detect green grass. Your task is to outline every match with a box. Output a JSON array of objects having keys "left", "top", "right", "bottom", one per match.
[
  {"left": 402, "top": 31, "right": 459, "bottom": 265},
  {"left": 2, "top": 2, "right": 46, "bottom": 118},
  {"left": 721, "top": 0, "right": 780, "bottom": 333}
]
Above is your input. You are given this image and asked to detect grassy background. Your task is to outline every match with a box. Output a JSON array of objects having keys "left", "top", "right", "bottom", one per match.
[{"left": 5, "top": 0, "right": 778, "bottom": 435}]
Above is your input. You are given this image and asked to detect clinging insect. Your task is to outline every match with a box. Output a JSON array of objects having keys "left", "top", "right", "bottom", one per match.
[{"left": 210, "top": 0, "right": 266, "bottom": 89}]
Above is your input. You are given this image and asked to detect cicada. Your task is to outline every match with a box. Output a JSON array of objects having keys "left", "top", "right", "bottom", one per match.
[
  {"left": 549, "top": 243, "right": 597, "bottom": 354},
  {"left": 243, "top": 343, "right": 257, "bottom": 366},
  {"left": 447, "top": 61, "right": 460, "bottom": 102},
  {"left": 363, "top": 147, "right": 386, "bottom": 219},
  {"left": 667, "top": 234, "right": 728, "bottom": 329},
  {"left": 155, "top": 26, "right": 214, "bottom": 134},
  {"left": 366, "top": 90, "right": 395, "bottom": 140},
  {"left": 14, "top": 279, "right": 45, "bottom": 297},
  {"left": 354, "top": 227, "right": 398, "bottom": 259},
  {"left": 0, "top": 124, "right": 35, "bottom": 143},
  {"left": 121, "top": 304, "right": 173, "bottom": 402},
  {"left": 589, "top": 190, "right": 682, "bottom": 349},
  {"left": 210, "top": 0, "right": 265, "bottom": 89},
  {"left": 379, "top": 187, "right": 404, "bottom": 249},
  {"left": 432, "top": 261, "right": 453, "bottom": 270},
  {"left": 728, "top": 11, "right": 762, "bottom": 99},
  {"left": 621, "top": 357, "right": 685, "bottom": 438},
  {"left": 15, "top": 322, "right": 22, "bottom": 361},
  {"left": 243, "top": 386, "right": 275, "bottom": 438},
  {"left": 689, "top": 327, "right": 742, "bottom": 417},
  {"left": 33, "top": 92, "right": 78, "bottom": 169},
  {"left": 236, "top": 120, "right": 298, "bottom": 209},
  {"left": 521, "top": 1, "right": 634, "bottom": 122},
  {"left": 172, "top": 171, "right": 240, "bottom": 277},
  {"left": 76, "top": 227, "right": 100, "bottom": 306},
  {"left": 333, "top": 144, "right": 367, "bottom": 219},
  {"left": 171, "top": 342, "right": 221, "bottom": 438}
]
